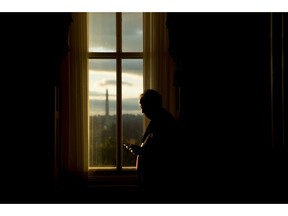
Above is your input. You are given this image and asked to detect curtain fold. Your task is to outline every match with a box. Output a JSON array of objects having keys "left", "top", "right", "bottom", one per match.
[
  {"left": 61, "top": 12, "right": 88, "bottom": 186},
  {"left": 60, "top": 12, "right": 177, "bottom": 186},
  {"left": 143, "top": 12, "right": 178, "bottom": 119}
]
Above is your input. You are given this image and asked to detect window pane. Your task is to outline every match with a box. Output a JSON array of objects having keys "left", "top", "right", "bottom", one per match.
[
  {"left": 89, "top": 13, "right": 116, "bottom": 52},
  {"left": 122, "top": 13, "right": 143, "bottom": 52},
  {"left": 89, "top": 59, "right": 117, "bottom": 167},
  {"left": 122, "top": 59, "right": 144, "bottom": 167}
]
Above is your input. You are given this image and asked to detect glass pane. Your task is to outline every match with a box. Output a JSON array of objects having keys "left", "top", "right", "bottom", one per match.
[
  {"left": 89, "top": 13, "right": 116, "bottom": 52},
  {"left": 122, "top": 13, "right": 143, "bottom": 52},
  {"left": 122, "top": 59, "right": 144, "bottom": 167},
  {"left": 89, "top": 59, "right": 117, "bottom": 167}
]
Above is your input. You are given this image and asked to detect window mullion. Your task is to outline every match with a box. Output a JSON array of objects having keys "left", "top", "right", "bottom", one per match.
[
  {"left": 116, "top": 12, "right": 122, "bottom": 171},
  {"left": 88, "top": 52, "right": 117, "bottom": 58},
  {"left": 88, "top": 12, "right": 144, "bottom": 171}
]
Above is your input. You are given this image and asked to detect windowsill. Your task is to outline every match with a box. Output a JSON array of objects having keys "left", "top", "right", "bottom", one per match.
[{"left": 88, "top": 168, "right": 139, "bottom": 188}]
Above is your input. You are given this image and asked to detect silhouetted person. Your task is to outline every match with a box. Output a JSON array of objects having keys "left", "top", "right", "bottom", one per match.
[{"left": 125, "top": 89, "right": 179, "bottom": 199}]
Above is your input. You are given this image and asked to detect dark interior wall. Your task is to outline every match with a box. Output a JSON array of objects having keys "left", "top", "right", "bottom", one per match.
[
  {"left": 167, "top": 12, "right": 287, "bottom": 202},
  {"left": 168, "top": 12, "right": 270, "bottom": 150},
  {"left": 0, "top": 12, "right": 286, "bottom": 203},
  {"left": 0, "top": 12, "right": 71, "bottom": 202}
]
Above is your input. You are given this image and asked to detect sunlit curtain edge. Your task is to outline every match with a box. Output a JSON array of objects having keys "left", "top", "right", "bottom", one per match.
[
  {"left": 63, "top": 12, "right": 176, "bottom": 180},
  {"left": 66, "top": 12, "right": 89, "bottom": 184},
  {"left": 143, "top": 12, "right": 177, "bottom": 122}
]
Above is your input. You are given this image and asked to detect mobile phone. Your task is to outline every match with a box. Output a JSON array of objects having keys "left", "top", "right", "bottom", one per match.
[{"left": 123, "top": 143, "right": 131, "bottom": 148}]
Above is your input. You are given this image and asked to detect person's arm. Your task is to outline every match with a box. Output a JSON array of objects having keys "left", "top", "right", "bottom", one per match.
[{"left": 124, "top": 144, "right": 142, "bottom": 155}]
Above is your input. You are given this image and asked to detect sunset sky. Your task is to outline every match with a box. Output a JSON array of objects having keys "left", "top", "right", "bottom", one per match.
[{"left": 88, "top": 13, "right": 143, "bottom": 116}]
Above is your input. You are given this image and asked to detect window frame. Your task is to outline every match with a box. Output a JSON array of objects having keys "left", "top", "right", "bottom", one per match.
[
  {"left": 88, "top": 12, "right": 144, "bottom": 172},
  {"left": 60, "top": 12, "right": 174, "bottom": 187}
]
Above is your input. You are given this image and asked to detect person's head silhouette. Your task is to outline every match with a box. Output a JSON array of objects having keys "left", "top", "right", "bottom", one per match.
[{"left": 139, "top": 89, "right": 162, "bottom": 120}]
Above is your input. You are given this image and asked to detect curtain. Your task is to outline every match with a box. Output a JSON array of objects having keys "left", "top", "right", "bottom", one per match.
[
  {"left": 143, "top": 12, "right": 178, "bottom": 119},
  {"left": 59, "top": 12, "right": 177, "bottom": 186},
  {"left": 60, "top": 12, "right": 89, "bottom": 187}
]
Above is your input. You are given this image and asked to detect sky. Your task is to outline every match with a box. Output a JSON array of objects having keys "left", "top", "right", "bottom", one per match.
[
  {"left": 2, "top": 1, "right": 286, "bottom": 116},
  {"left": 88, "top": 13, "right": 143, "bottom": 116}
]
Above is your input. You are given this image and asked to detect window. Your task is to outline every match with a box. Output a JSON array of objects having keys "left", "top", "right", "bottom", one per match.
[
  {"left": 62, "top": 13, "right": 174, "bottom": 183},
  {"left": 88, "top": 13, "right": 144, "bottom": 170}
]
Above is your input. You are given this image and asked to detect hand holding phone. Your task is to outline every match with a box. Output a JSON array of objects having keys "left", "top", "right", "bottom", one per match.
[
  {"left": 123, "top": 143, "right": 131, "bottom": 149},
  {"left": 123, "top": 143, "right": 141, "bottom": 155}
]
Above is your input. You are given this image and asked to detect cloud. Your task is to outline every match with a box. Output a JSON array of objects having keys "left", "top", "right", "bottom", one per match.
[
  {"left": 100, "top": 79, "right": 116, "bottom": 86},
  {"left": 97, "top": 79, "right": 133, "bottom": 87},
  {"left": 89, "top": 97, "right": 141, "bottom": 116},
  {"left": 89, "top": 60, "right": 115, "bottom": 72},
  {"left": 122, "top": 60, "right": 143, "bottom": 76},
  {"left": 89, "top": 59, "right": 143, "bottom": 77},
  {"left": 122, "top": 81, "right": 133, "bottom": 86},
  {"left": 89, "top": 91, "right": 105, "bottom": 97}
]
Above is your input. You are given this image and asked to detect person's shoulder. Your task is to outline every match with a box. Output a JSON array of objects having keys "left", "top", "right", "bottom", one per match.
[
  {"left": 162, "top": 107, "right": 176, "bottom": 117},
  {"left": 161, "top": 108, "right": 177, "bottom": 124}
]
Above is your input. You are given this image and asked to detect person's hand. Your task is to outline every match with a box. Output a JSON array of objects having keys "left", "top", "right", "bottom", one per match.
[{"left": 125, "top": 144, "right": 141, "bottom": 155}]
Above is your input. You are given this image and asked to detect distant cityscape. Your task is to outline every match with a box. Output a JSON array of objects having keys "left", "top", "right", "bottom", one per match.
[
  {"left": 89, "top": 89, "right": 144, "bottom": 167},
  {"left": 89, "top": 89, "right": 141, "bottom": 116}
]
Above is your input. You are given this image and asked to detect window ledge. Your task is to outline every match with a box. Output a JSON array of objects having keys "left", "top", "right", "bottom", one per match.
[{"left": 88, "top": 169, "right": 139, "bottom": 188}]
